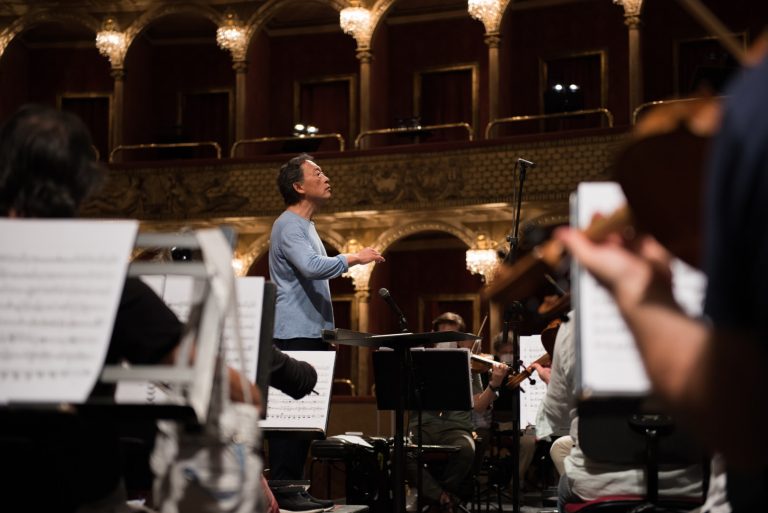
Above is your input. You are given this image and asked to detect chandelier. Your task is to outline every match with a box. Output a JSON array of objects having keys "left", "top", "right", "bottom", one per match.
[
  {"left": 340, "top": 1, "right": 372, "bottom": 43},
  {"left": 95, "top": 17, "right": 127, "bottom": 67},
  {"left": 465, "top": 233, "right": 498, "bottom": 282},
  {"left": 468, "top": 0, "right": 502, "bottom": 33},
  {"left": 613, "top": 0, "right": 643, "bottom": 18},
  {"left": 216, "top": 10, "right": 247, "bottom": 61}
]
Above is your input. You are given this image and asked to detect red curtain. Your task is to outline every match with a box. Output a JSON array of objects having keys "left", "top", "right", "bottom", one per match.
[
  {"left": 180, "top": 91, "right": 230, "bottom": 158},
  {"left": 299, "top": 80, "right": 351, "bottom": 151},
  {"left": 419, "top": 69, "right": 473, "bottom": 142}
]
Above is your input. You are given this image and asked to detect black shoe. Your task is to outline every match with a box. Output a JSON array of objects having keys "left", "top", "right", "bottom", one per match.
[
  {"left": 272, "top": 486, "right": 325, "bottom": 513},
  {"left": 298, "top": 490, "right": 335, "bottom": 510}
]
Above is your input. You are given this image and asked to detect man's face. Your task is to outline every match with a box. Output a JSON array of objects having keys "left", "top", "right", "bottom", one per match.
[
  {"left": 497, "top": 343, "right": 514, "bottom": 363},
  {"left": 295, "top": 160, "right": 331, "bottom": 204},
  {"left": 434, "top": 321, "right": 460, "bottom": 348}
]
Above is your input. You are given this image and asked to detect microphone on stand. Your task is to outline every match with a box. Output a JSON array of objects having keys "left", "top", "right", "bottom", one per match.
[
  {"left": 379, "top": 287, "right": 409, "bottom": 333},
  {"left": 517, "top": 158, "right": 536, "bottom": 168}
]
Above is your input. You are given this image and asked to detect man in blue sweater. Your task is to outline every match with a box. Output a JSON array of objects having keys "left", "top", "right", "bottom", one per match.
[{"left": 268, "top": 153, "right": 384, "bottom": 483}]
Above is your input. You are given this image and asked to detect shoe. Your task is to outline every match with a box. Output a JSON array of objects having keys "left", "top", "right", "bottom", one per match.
[
  {"left": 272, "top": 486, "right": 324, "bottom": 512},
  {"left": 298, "top": 490, "right": 334, "bottom": 510}
]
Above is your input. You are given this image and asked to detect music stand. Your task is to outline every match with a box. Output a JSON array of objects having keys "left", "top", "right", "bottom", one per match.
[
  {"left": 323, "top": 329, "right": 478, "bottom": 513},
  {"left": 372, "top": 349, "right": 472, "bottom": 411},
  {"left": 374, "top": 348, "right": 473, "bottom": 511}
]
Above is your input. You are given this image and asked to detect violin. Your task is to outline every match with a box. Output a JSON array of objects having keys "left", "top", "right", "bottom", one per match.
[
  {"left": 469, "top": 352, "right": 552, "bottom": 390},
  {"left": 483, "top": 208, "right": 632, "bottom": 304},
  {"left": 470, "top": 352, "right": 507, "bottom": 374},
  {"left": 505, "top": 353, "right": 551, "bottom": 390}
]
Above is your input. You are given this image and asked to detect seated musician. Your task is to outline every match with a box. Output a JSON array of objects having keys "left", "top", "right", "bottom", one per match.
[
  {"left": 407, "top": 312, "right": 506, "bottom": 513},
  {"left": 0, "top": 105, "right": 260, "bottom": 512},
  {"left": 487, "top": 332, "right": 538, "bottom": 488},
  {"left": 531, "top": 311, "right": 702, "bottom": 511}
]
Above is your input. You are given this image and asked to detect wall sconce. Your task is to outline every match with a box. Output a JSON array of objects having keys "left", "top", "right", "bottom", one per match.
[
  {"left": 95, "top": 16, "right": 127, "bottom": 68},
  {"left": 216, "top": 9, "right": 247, "bottom": 61},
  {"left": 465, "top": 233, "right": 498, "bottom": 282},
  {"left": 340, "top": 1, "right": 372, "bottom": 46},
  {"left": 467, "top": 0, "right": 502, "bottom": 33}
]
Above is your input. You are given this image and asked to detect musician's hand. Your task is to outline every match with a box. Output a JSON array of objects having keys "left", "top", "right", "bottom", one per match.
[
  {"left": 228, "top": 367, "right": 264, "bottom": 413},
  {"left": 555, "top": 227, "right": 676, "bottom": 311},
  {"left": 531, "top": 363, "right": 551, "bottom": 385},
  {"left": 489, "top": 361, "right": 507, "bottom": 388}
]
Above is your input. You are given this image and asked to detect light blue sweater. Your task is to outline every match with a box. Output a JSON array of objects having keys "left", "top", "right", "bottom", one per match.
[{"left": 269, "top": 210, "right": 348, "bottom": 339}]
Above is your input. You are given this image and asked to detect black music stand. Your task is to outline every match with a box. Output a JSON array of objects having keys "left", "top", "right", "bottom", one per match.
[
  {"left": 373, "top": 348, "right": 473, "bottom": 511},
  {"left": 323, "top": 329, "right": 478, "bottom": 513}
]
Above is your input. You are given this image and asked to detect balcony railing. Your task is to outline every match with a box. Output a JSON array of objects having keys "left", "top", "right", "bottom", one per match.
[
  {"left": 230, "top": 133, "right": 345, "bottom": 157},
  {"left": 354, "top": 122, "right": 473, "bottom": 149},
  {"left": 485, "top": 108, "right": 614, "bottom": 139},
  {"left": 109, "top": 142, "right": 222, "bottom": 163},
  {"left": 631, "top": 96, "right": 724, "bottom": 125}
]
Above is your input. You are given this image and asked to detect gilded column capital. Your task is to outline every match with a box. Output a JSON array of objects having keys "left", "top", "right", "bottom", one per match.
[
  {"left": 484, "top": 32, "right": 501, "bottom": 48},
  {"left": 355, "top": 289, "right": 371, "bottom": 301},
  {"left": 624, "top": 15, "right": 641, "bottom": 28},
  {"left": 110, "top": 67, "right": 125, "bottom": 80},
  {"left": 356, "top": 47, "right": 373, "bottom": 63},
  {"left": 232, "top": 59, "right": 248, "bottom": 73}
]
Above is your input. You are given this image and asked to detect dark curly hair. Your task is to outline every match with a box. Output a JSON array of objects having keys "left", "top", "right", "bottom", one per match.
[
  {"left": 276, "top": 153, "right": 313, "bottom": 206},
  {"left": 0, "top": 104, "right": 104, "bottom": 217}
]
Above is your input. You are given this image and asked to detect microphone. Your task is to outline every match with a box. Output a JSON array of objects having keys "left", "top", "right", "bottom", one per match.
[
  {"left": 378, "top": 288, "right": 409, "bottom": 332},
  {"left": 517, "top": 158, "right": 536, "bottom": 168}
]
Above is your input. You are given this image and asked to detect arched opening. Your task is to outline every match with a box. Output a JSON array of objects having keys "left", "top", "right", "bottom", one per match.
[
  {"left": 0, "top": 21, "right": 111, "bottom": 159},
  {"left": 123, "top": 13, "right": 233, "bottom": 159}
]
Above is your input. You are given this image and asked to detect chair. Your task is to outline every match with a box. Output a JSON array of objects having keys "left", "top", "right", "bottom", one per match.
[{"left": 563, "top": 398, "right": 707, "bottom": 513}]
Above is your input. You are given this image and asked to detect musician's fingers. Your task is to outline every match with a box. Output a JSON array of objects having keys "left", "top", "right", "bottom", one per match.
[{"left": 555, "top": 227, "right": 639, "bottom": 291}]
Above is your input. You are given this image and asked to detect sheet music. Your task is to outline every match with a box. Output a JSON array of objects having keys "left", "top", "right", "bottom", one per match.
[
  {"left": 574, "top": 182, "right": 706, "bottom": 396},
  {"left": 518, "top": 335, "right": 548, "bottom": 427},
  {"left": 116, "top": 275, "right": 265, "bottom": 403},
  {"left": 222, "top": 277, "right": 264, "bottom": 380},
  {"left": 0, "top": 219, "right": 138, "bottom": 404},
  {"left": 260, "top": 350, "right": 336, "bottom": 432},
  {"left": 139, "top": 275, "right": 166, "bottom": 298},
  {"left": 161, "top": 274, "right": 200, "bottom": 322}
]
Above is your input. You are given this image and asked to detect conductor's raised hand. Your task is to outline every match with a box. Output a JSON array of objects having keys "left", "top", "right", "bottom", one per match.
[{"left": 347, "top": 247, "right": 385, "bottom": 266}]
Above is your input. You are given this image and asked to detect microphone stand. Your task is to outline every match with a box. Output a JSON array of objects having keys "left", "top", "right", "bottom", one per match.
[{"left": 500, "top": 158, "right": 533, "bottom": 513}]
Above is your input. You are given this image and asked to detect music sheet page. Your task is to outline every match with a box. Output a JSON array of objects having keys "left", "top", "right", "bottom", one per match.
[
  {"left": 260, "top": 350, "right": 336, "bottom": 432},
  {"left": 519, "top": 335, "right": 548, "bottom": 427},
  {"left": 574, "top": 182, "right": 706, "bottom": 396},
  {"left": 0, "top": 219, "right": 138, "bottom": 403},
  {"left": 116, "top": 275, "right": 265, "bottom": 403}
]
